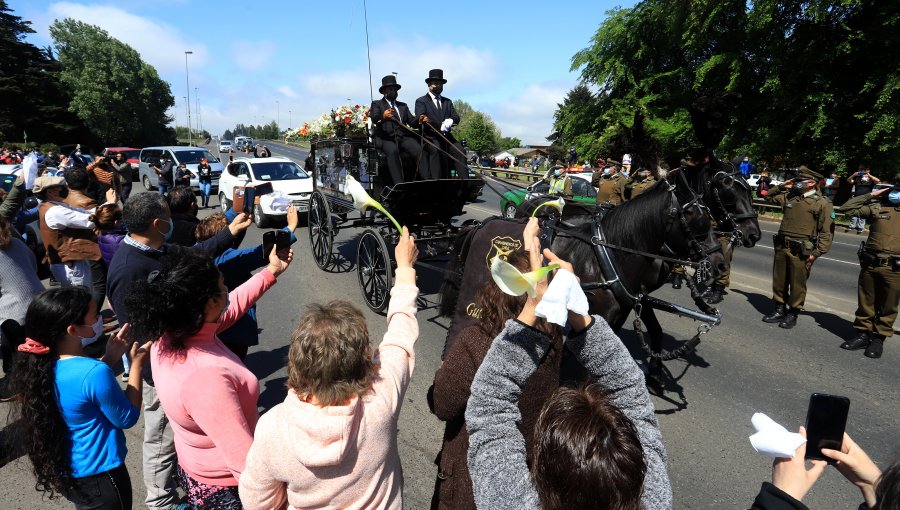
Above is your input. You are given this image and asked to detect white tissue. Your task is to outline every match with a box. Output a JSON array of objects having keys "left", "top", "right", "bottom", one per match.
[
  {"left": 749, "top": 412, "right": 806, "bottom": 459},
  {"left": 534, "top": 269, "right": 589, "bottom": 326}
]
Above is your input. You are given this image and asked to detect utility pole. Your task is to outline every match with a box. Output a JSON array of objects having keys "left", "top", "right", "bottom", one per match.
[
  {"left": 184, "top": 50, "right": 193, "bottom": 145},
  {"left": 276, "top": 100, "right": 280, "bottom": 133}
]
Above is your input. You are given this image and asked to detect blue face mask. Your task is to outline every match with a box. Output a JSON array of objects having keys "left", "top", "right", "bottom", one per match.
[
  {"left": 888, "top": 191, "right": 900, "bottom": 205},
  {"left": 158, "top": 217, "right": 174, "bottom": 241}
]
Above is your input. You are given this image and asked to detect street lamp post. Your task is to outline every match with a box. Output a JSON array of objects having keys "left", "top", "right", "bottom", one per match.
[
  {"left": 195, "top": 87, "right": 202, "bottom": 135},
  {"left": 276, "top": 100, "right": 280, "bottom": 133},
  {"left": 288, "top": 110, "right": 292, "bottom": 128},
  {"left": 183, "top": 97, "right": 188, "bottom": 139},
  {"left": 184, "top": 51, "right": 193, "bottom": 146}
]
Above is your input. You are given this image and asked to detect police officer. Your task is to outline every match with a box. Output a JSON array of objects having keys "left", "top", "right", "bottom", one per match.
[
  {"left": 836, "top": 185, "right": 900, "bottom": 358},
  {"left": 547, "top": 166, "right": 572, "bottom": 196},
  {"left": 627, "top": 167, "right": 657, "bottom": 199},
  {"left": 762, "top": 166, "right": 834, "bottom": 328},
  {"left": 595, "top": 164, "right": 626, "bottom": 204}
]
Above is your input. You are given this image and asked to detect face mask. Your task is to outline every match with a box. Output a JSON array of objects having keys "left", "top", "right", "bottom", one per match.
[
  {"left": 157, "top": 217, "right": 174, "bottom": 241},
  {"left": 889, "top": 191, "right": 900, "bottom": 205},
  {"left": 219, "top": 292, "right": 231, "bottom": 320},
  {"left": 603, "top": 168, "right": 611, "bottom": 176}
]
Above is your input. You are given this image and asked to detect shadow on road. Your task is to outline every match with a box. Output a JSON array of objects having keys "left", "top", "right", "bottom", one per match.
[
  {"left": 731, "top": 288, "right": 771, "bottom": 316},
  {"left": 258, "top": 377, "right": 288, "bottom": 414},
  {"left": 245, "top": 344, "right": 289, "bottom": 382},
  {"left": 806, "top": 310, "right": 856, "bottom": 343},
  {"left": 0, "top": 418, "right": 26, "bottom": 469}
]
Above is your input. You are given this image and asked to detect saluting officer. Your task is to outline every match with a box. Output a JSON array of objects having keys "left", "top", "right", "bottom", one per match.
[
  {"left": 627, "top": 167, "right": 657, "bottom": 199},
  {"left": 836, "top": 185, "right": 900, "bottom": 358},
  {"left": 595, "top": 164, "right": 626, "bottom": 204},
  {"left": 762, "top": 166, "right": 834, "bottom": 328}
]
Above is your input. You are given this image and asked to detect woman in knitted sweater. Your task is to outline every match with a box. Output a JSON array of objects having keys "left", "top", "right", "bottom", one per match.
[{"left": 428, "top": 248, "right": 563, "bottom": 510}]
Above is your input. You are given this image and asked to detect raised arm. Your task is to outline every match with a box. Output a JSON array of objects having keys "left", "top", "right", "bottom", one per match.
[{"left": 565, "top": 317, "right": 673, "bottom": 509}]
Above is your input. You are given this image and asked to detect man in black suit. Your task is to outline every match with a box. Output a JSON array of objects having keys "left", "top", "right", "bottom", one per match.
[
  {"left": 414, "top": 69, "right": 470, "bottom": 179},
  {"left": 369, "top": 75, "right": 427, "bottom": 183}
]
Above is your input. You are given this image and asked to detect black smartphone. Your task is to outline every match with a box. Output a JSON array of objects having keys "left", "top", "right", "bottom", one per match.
[
  {"left": 254, "top": 182, "right": 274, "bottom": 196},
  {"left": 242, "top": 186, "right": 256, "bottom": 214},
  {"left": 262, "top": 230, "right": 290, "bottom": 258},
  {"left": 804, "top": 393, "right": 850, "bottom": 462}
]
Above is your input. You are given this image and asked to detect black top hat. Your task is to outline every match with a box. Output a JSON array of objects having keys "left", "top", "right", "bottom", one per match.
[
  {"left": 425, "top": 69, "right": 447, "bottom": 84},
  {"left": 378, "top": 75, "right": 401, "bottom": 94}
]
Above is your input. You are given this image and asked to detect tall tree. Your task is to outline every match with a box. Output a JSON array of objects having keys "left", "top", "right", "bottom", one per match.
[
  {"left": 0, "top": 1, "right": 89, "bottom": 144},
  {"left": 457, "top": 111, "right": 499, "bottom": 156},
  {"left": 50, "top": 18, "right": 174, "bottom": 146}
]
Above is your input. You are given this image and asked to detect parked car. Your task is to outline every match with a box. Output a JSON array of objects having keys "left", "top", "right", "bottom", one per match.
[
  {"left": 138, "top": 146, "right": 224, "bottom": 191},
  {"left": 499, "top": 173, "right": 596, "bottom": 218},
  {"left": 102, "top": 147, "right": 141, "bottom": 181},
  {"left": 218, "top": 140, "right": 233, "bottom": 153},
  {"left": 218, "top": 156, "right": 312, "bottom": 227}
]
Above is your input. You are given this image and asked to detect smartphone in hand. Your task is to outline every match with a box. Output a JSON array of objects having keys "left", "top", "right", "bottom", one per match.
[
  {"left": 242, "top": 187, "right": 256, "bottom": 214},
  {"left": 804, "top": 393, "right": 850, "bottom": 462},
  {"left": 262, "top": 230, "right": 291, "bottom": 259}
]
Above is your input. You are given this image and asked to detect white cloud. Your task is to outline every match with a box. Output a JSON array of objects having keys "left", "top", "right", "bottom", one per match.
[
  {"left": 491, "top": 83, "right": 570, "bottom": 146},
  {"left": 230, "top": 39, "right": 276, "bottom": 71},
  {"left": 299, "top": 37, "right": 500, "bottom": 100},
  {"left": 277, "top": 86, "right": 298, "bottom": 98},
  {"left": 48, "top": 2, "right": 210, "bottom": 72}
]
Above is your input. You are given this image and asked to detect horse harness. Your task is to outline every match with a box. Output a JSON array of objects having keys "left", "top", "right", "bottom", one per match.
[
  {"left": 701, "top": 162, "right": 759, "bottom": 247},
  {"left": 537, "top": 178, "right": 721, "bottom": 360}
]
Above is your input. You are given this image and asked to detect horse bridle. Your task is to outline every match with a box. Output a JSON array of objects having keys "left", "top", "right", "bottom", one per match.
[
  {"left": 539, "top": 174, "right": 721, "bottom": 308},
  {"left": 704, "top": 163, "right": 758, "bottom": 246}
]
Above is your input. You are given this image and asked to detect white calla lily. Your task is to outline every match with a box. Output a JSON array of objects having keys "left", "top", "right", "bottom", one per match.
[
  {"left": 531, "top": 197, "right": 565, "bottom": 217},
  {"left": 490, "top": 257, "right": 559, "bottom": 297},
  {"left": 345, "top": 175, "right": 402, "bottom": 233}
]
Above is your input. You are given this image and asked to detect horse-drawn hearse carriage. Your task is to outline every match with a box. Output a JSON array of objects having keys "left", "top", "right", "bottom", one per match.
[{"left": 305, "top": 134, "right": 484, "bottom": 312}]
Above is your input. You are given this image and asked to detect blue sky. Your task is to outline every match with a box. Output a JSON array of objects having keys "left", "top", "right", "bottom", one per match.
[{"left": 12, "top": 0, "right": 630, "bottom": 145}]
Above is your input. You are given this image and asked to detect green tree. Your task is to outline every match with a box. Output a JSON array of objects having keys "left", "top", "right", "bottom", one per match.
[
  {"left": 223, "top": 129, "right": 234, "bottom": 140},
  {"left": 0, "top": 1, "right": 90, "bottom": 144},
  {"left": 497, "top": 136, "right": 522, "bottom": 151},
  {"left": 50, "top": 18, "right": 174, "bottom": 146},
  {"left": 457, "top": 111, "right": 499, "bottom": 156}
]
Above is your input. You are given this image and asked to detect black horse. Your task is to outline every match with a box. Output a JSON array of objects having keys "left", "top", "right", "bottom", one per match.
[{"left": 441, "top": 173, "right": 727, "bottom": 391}]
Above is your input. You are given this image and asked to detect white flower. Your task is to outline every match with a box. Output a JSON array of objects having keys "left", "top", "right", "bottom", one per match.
[{"left": 490, "top": 257, "right": 559, "bottom": 297}]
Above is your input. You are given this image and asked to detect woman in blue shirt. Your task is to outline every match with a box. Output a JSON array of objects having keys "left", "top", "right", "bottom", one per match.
[{"left": 11, "top": 287, "right": 150, "bottom": 509}]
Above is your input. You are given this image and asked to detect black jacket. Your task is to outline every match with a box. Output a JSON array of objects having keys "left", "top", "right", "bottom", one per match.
[
  {"left": 415, "top": 93, "right": 461, "bottom": 141},
  {"left": 369, "top": 98, "right": 417, "bottom": 140},
  {"left": 749, "top": 483, "right": 809, "bottom": 510}
]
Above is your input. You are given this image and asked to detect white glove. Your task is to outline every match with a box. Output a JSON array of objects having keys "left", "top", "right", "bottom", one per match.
[{"left": 441, "top": 118, "right": 454, "bottom": 132}]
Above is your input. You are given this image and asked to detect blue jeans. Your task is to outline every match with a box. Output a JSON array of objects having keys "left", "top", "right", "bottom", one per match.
[
  {"left": 850, "top": 216, "right": 866, "bottom": 231},
  {"left": 199, "top": 182, "right": 211, "bottom": 201},
  {"left": 157, "top": 182, "right": 171, "bottom": 195}
]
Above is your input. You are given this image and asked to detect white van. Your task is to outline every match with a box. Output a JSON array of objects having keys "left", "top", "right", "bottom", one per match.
[{"left": 138, "top": 146, "right": 224, "bottom": 191}]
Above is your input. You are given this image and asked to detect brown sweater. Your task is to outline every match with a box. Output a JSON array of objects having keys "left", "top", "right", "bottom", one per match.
[{"left": 428, "top": 324, "right": 562, "bottom": 510}]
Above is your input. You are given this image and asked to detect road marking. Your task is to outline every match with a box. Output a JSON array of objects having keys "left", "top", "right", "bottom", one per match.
[
  {"left": 760, "top": 228, "right": 861, "bottom": 248},
  {"left": 754, "top": 243, "right": 856, "bottom": 265}
]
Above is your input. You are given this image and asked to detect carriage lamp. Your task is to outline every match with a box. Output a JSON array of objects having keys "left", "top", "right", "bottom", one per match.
[
  {"left": 345, "top": 175, "right": 402, "bottom": 234},
  {"left": 341, "top": 141, "right": 353, "bottom": 160},
  {"left": 490, "top": 257, "right": 559, "bottom": 298}
]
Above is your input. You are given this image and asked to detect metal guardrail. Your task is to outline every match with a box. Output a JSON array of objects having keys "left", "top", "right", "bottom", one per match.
[{"left": 473, "top": 166, "right": 853, "bottom": 223}]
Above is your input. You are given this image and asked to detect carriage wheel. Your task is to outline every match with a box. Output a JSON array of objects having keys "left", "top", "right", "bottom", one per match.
[
  {"left": 307, "top": 190, "right": 333, "bottom": 269},
  {"left": 357, "top": 229, "right": 393, "bottom": 313}
]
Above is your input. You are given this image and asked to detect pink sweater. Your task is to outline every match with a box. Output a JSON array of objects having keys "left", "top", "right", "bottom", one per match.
[
  {"left": 151, "top": 269, "right": 276, "bottom": 486},
  {"left": 238, "top": 267, "right": 419, "bottom": 510}
]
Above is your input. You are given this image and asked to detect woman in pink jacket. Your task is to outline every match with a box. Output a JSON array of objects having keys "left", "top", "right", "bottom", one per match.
[
  {"left": 239, "top": 228, "right": 419, "bottom": 510},
  {"left": 127, "top": 246, "right": 293, "bottom": 509}
]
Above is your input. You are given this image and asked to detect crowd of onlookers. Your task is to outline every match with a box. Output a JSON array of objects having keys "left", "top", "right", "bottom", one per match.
[{"left": 0, "top": 145, "right": 897, "bottom": 510}]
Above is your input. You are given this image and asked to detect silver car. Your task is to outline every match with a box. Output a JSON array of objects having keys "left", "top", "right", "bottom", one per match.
[{"left": 138, "top": 146, "right": 224, "bottom": 191}]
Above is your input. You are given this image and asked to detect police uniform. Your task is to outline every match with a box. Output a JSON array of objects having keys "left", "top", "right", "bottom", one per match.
[
  {"left": 762, "top": 167, "right": 834, "bottom": 328},
  {"left": 597, "top": 173, "right": 626, "bottom": 204},
  {"left": 837, "top": 191, "right": 900, "bottom": 358},
  {"left": 628, "top": 175, "right": 657, "bottom": 199},
  {"left": 549, "top": 170, "right": 572, "bottom": 196}
]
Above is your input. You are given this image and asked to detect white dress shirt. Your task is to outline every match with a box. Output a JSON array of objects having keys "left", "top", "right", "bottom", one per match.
[{"left": 44, "top": 201, "right": 96, "bottom": 230}]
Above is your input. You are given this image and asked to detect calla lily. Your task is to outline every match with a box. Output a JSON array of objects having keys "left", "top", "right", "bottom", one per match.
[
  {"left": 345, "top": 175, "right": 402, "bottom": 233},
  {"left": 490, "top": 257, "right": 559, "bottom": 297},
  {"left": 531, "top": 197, "right": 565, "bottom": 217}
]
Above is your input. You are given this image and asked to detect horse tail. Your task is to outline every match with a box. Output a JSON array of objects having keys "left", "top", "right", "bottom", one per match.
[{"left": 438, "top": 223, "right": 480, "bottom": 317}]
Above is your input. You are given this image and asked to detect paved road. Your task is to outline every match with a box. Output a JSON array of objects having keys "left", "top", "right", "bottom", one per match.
[{"left": 1, "top": 141, "right": 896, "bottom": 509}]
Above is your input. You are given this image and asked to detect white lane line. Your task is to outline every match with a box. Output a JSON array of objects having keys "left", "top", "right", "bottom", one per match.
[
  {"left": 729, "top": 269, "right": 858, "bottom": 307},
  {"left": 760, "top": 228, "right": 861, "bottom": 248},
  {"left": 754, "top": 243, "right": 856, "bottom": 265},
  {"left": 727, "top": 277, "right": 857, "bottom": 320}
]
